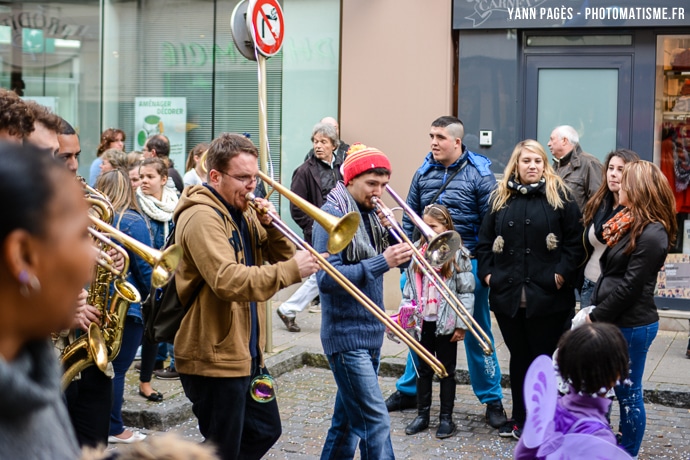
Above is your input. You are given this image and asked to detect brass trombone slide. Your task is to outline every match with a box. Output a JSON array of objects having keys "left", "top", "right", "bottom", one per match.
[
  {"left": 246, "top": 192, "right": 448, "bottom": 378},
  {"left": 373, "top": 196, "right": 495, "bottom": 356},
  {"left": 384, "top": 185, "right": 462, "bottom": 267}
]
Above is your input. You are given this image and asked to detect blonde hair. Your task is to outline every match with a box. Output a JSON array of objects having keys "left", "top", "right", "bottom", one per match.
[
  {"left": 620, "top": 161, "right": 677, "bottom": 253},
  {"left": 490, "top": 139, "right": 570, "bottom": 212},
  {"left": 95, "top": 169, "right": 142, "bottom": 226}
]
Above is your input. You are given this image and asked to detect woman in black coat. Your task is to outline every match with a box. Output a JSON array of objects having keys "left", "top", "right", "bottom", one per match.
[
  {"left": 477, "top": 139, "right": 583, "bottom": 438},
  {"left": 579, "top": 148, "right": 640, "bottom": 307},
  {"left": 587, "top": 161, "right": 677, "bottom": 458}
]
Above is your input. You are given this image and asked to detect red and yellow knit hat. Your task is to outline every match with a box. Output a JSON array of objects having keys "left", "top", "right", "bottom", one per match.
[{"left": 342, "top": 143, "right": 392, "bottom": 185}]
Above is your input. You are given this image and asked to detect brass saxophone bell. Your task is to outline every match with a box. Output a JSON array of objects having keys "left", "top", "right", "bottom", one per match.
[
  {"left": 250, "top": 374, "right": 276, "bottom": 403},
  {"left": 87, "top": 322, "right": 108, "bottom": 373}
]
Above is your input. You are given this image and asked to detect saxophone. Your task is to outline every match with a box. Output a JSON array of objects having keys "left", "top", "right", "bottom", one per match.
[
  {"left": 60, "top": 181, "right": 181, "bottom": 389},
  {"left": 60, "top": 184, "right": 140, "bottom": 389}
]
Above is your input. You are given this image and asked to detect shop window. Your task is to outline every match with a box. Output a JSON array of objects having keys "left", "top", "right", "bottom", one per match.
[
  {"left": 655, "top": 35, "right": 690, "bottom": 254},
  {"left": 0, "top": 2, "right": 101, "bottom": 172}
]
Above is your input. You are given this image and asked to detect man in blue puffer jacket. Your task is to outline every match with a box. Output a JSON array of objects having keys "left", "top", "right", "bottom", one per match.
[{"left": 385, "top": 116, "right": 508, "bottom": 430}]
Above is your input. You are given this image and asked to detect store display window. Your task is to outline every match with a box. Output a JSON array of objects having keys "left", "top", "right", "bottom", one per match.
[{"left": 656, "top": 34, "right": 690, "bottom": 254}]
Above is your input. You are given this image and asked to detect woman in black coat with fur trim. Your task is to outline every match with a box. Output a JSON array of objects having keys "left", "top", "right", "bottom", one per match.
[{"left": 477, "top": 139, "right": 583, "bottom": 439}]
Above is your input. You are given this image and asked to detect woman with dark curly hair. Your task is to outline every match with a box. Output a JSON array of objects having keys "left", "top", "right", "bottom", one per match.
[{"left": 89, "top": 128, "right": 126, "bottom": 186}]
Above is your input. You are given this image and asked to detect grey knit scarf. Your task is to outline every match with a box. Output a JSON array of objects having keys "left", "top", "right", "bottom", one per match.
[{"left": 327, "top": 181, "right": 388, "bottom": 263}]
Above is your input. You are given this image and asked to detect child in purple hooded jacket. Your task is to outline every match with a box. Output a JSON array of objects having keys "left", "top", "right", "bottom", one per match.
[{"left": 515, "top": 323, "right": 632, "bottom": 460}]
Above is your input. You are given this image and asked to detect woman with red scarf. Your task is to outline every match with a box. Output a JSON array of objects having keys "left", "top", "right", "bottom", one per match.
[{"left": 587, "top": 161, "right": 677, "bottom": 458}]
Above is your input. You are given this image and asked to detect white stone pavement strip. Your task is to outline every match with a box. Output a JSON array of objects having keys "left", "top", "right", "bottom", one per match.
[{"left": 113, "top": 366, "right": 690, "bottom": 459}]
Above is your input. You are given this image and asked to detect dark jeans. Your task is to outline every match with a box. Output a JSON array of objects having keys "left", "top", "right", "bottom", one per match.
[
  {"left": 180, "top": 361, "right": 281, "bottom": 460},
  {"left": 418, "top": 321, "right": 457, "bottom": 414},
  {"left": 64, "top": 364, "right": 113, "bottom": 448},
  {"left": 494, "top": 308, "right": 572, "bottom": 426},
  {"left": 110, "top": 316, "right": 144, "bottom": 436},
  {"left": 418, "top": 321, "right": 458, "bottom": 379}
]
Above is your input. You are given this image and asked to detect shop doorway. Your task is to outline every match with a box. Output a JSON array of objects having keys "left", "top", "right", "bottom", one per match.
[{"left": 523, "top": 54, "right": 633, "bottom": 162}]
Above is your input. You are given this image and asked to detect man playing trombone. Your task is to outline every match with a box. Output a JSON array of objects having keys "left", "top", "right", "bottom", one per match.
[
  {"left": 314, "top": 144, "right": 413, "bottom": 460},
  {"left": 173, "top": 133, "right": 318, "bottom": 460}
]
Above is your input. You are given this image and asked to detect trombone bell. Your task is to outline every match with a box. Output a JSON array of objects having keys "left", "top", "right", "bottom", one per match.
[
  {"left": 254, "top": 170, "right": 360, "bottom": 254},
  {"left": 426, "top": 230, "right": 462, "bottom": 267}
]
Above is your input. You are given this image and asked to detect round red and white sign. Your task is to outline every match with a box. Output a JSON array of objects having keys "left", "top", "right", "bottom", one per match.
[{"left": 247, "top": 0, "right": 284, "bottom": 57}]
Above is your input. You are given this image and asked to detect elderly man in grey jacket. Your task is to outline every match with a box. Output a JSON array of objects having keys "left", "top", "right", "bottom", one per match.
[{"left": 548, "top": 125, "right": 603, "bottom": 212}]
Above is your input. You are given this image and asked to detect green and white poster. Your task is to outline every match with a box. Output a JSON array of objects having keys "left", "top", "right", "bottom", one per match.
[{"left": 134, "top": 97, "right": 187, "bottom": 169}]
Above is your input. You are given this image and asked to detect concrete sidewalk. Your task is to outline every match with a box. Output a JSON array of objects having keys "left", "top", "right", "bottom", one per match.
[{"left": 121, "top": 282, "right": 690, "bottom": 430}]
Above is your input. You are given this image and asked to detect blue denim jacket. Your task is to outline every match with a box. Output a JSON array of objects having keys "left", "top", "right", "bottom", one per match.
[
  {"left": 113, "top": 210, "right": 153, "bottom": 321},
  {"left": 147, "top": 218, "right": 174, "bottom": 250}
]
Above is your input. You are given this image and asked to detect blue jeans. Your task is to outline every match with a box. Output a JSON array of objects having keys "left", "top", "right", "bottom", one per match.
[
  {"left": 580, "top": 278, "right": 597, "bottom": 308},
  {"left": 321, "top": 349, "right": 394, "bottom": 460},
  {"left": 615, "top": 322, "right": 658, "bottom": 457},
  {"left": 110, "top": 316, "right": 144, "bottom": 436},
  {"left": 156, "top": 342, "right": 175, "bottom": 369},
  {"left": 395, "top": 260, "right": 503, "bottom": 404}
]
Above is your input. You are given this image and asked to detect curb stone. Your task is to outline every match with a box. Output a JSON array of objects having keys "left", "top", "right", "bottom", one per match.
[{"left": 123, "top": 347, "right": 690, "bottom": 430}]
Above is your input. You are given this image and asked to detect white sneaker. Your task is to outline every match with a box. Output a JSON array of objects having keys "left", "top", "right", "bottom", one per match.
[
  {"left": 308, "top": 304, "right": 321, "bottom": 313},
  {"left": 108, "top": 430, "right": 146, "bottom": 444}
]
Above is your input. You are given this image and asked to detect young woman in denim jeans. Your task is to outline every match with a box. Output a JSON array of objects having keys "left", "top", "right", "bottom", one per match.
[
  {"left": 96, "top": 169, "right": 153, "bottom": 444},
  {"left": 579, "top": 149, "right": 640, "bottom": 307},
  {"left": 587, "top": 161, "right": 678, "bottom": 458}
]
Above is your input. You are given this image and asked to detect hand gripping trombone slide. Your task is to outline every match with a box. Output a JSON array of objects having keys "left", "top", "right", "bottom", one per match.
[
  {"left": 373, "top": 188, "right": 495, "bottom": 356},
  {"left": 246, "top": 176, "right": 448, "bottom": 378}
]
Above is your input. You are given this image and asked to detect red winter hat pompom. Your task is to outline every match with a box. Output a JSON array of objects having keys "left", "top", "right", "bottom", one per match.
[{"left": 342, "top": 143, "right": 391, "bottom": 185}]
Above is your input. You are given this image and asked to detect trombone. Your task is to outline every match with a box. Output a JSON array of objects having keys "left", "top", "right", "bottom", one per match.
[
  {"left": 373, "top": 187, "right": 495, "bottom": 356},
  {"left": 247, "top": 173, "right": 448, "bottom": 378}
]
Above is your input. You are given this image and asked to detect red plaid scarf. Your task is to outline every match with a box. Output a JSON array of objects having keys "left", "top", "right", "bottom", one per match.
[{"left": 602, "top": 208, "right": 634, "bottom": 247}]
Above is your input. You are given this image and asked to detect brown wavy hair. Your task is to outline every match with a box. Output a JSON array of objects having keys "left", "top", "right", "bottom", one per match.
[
  {"left": 97, "top": 128, "right": 126, "bottom": 157},
  {"left": 185, "top": 142, "right": 209, "bottom": 172},
  {"left": 582, "top": 149, "right": 640, "bottom": 226},
  {"left": 620, "top": 161, "right": 677, "bottom": 253},
  {"left": 0, "top": 89, "right": 35, "bottom": 138}
]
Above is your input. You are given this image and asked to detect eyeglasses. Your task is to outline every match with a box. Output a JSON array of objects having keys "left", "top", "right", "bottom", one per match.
[{"left": 218, "top": 170, "right": 258, "bottom": 186}]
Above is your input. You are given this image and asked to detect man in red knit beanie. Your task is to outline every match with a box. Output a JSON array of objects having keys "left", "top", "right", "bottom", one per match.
[
  {"left": 314, "top": 142, "right": 412, "bottom": 459},
  {"left": 341, "top": 143, "right": 392, "bottom": 185}
]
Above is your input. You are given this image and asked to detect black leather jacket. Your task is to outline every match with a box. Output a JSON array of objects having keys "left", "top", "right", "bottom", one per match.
[{"left": 590, "top": 222, "right": 668, "bottom": 327}]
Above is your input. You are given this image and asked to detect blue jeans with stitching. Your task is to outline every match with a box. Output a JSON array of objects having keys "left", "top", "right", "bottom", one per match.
[
  {"left": 614, "top": 321, "right": 658, "bottom": 457},
  {"left": 320, "top": 349, "right": 394, "bottom": 460}
]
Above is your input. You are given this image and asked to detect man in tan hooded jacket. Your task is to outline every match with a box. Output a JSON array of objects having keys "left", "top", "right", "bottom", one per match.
[{"left": 173, "top": 133, "right": 318, "bottom": 460}]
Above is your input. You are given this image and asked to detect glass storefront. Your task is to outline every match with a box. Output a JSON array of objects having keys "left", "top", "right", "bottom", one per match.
[
  {"left": 0, "top": 1, "right": 101, "bottom": 167},
  {"left": 655, "top": 34, "right": 690, "bottom": 255},
  {"left": 1, "top": 0, "right": 340, "bottom": 225}
]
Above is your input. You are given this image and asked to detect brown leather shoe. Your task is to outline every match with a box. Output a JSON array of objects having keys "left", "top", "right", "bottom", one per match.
[{"left": 276, "top": 309, "right": 301, "bottom": 332}]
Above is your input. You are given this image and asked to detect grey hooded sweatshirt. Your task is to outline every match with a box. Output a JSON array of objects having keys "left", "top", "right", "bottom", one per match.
[{"left": 0, "top": 340, "right": 80, "bottom": 459}]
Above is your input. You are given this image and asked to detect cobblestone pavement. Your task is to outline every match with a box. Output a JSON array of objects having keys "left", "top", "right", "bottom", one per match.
[{"left": 147, "top": 366, "right": 690, "bottom": 460}]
